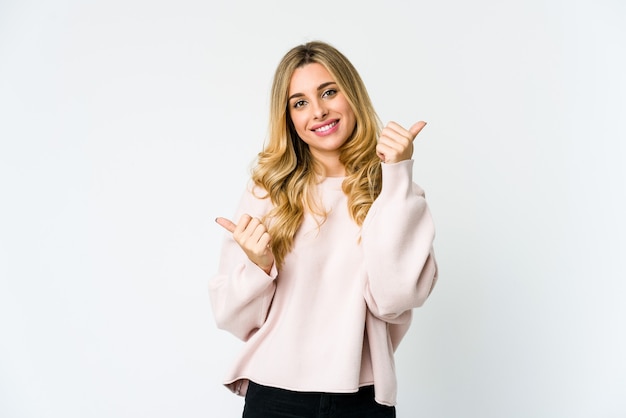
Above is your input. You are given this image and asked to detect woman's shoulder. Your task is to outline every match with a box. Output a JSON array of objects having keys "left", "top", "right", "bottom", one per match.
[{"left": 234, "top": 180, "right": 273, "bottom": 217}]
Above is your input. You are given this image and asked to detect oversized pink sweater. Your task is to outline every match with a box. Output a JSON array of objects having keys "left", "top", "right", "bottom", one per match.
[{"left": 209, "top": 160, "right": 438, "bottom": 406}]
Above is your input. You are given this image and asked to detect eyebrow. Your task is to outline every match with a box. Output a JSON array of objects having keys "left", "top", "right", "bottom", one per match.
[{"left": 288, "top": 81, "right": 337, "bottom": 102}]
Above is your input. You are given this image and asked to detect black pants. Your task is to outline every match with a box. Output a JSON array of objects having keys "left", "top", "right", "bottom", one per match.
[{"left": 242, "top": 381, "right": 396, "bottom": 418}]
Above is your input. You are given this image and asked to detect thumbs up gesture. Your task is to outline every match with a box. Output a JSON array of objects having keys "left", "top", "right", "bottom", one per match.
[
  {"left": 376, "top": 121, "right": 427, "bottom": 164},
  {"left": 216, "top": 215, "right": 274, "bottom": 274}
]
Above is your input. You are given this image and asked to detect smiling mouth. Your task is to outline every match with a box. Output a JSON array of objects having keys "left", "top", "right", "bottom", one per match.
[{"left": 313, "top": 120, "right": 338, "bottom": 133}]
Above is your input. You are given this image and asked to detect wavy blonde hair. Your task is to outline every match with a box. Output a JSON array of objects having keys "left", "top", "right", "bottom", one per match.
[{"left": 252, "top": 41, "right": 382, "bottom": 268}]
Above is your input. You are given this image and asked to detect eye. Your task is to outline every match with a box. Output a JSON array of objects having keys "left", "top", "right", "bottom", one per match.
[
  {"left": 322, "top": 89, "right": 337, "bottom": 99},
  {"left": 293, "top": 99, "right": 307, "bottom": 109}
]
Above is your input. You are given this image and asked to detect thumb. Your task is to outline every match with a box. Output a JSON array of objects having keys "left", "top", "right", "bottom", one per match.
[
  {"left": 409, "top": 121, "right": 427, "bottom": 140},
  {"left": 215, "top": 217, "right": 236, "bottom": 233}
]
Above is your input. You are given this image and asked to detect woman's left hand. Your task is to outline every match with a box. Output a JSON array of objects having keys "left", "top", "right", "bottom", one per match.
[{"left": 376, "top": 121, "right": 427, "bottom": 163}]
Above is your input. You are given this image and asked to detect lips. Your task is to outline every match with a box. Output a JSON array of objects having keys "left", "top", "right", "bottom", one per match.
[{"left": 311, "top": 120, "right": 339, "bottom": 133}]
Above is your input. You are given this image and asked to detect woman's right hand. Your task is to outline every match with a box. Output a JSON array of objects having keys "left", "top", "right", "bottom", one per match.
[{"left": 216, "top": 214, "right": 274, "bottom": 274}]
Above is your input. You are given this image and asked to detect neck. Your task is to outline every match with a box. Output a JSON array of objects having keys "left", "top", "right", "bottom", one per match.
[
  {"left": 311, "top": 153, "right": 345, "bottom": 177},
  {"left": 319, "top": 160, "right": 345, "bottom": 177}
]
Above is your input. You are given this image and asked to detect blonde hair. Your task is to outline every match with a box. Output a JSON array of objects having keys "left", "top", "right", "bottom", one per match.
[{"left": 252, "top": 41, "right": 382, "bottom": 268}]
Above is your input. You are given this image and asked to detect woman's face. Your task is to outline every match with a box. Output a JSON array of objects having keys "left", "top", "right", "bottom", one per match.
[{"left": 288, "top": 63, "right": 356, "bottom": 169}]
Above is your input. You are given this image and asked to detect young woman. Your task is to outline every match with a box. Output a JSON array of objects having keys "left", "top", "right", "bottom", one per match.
[{"left": 209, "top": 41, "right": 438, "bottom": 417}]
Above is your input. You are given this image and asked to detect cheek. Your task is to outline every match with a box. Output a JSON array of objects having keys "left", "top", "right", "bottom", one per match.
[
  {"left": 290, "top": 113, "right": 308, "bottom": 135},
  {"left": 344, "top": 107, "right": 357, "bottom": 133},
  {"left": 340, "top": 100, "right": 355, "bottom": 123}
]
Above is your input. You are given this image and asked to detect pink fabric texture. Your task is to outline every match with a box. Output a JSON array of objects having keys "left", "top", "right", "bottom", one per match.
[{"left": 209, "top": 160, "right": 438, "bottom": 406}]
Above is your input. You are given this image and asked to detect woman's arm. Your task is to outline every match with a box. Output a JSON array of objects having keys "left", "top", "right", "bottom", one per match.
[
  {"left": 361, "top": 160, "right": 438, "bottom": 322},
  {"left": 209, "top": 186, "right": 278, "bottom": 341}
]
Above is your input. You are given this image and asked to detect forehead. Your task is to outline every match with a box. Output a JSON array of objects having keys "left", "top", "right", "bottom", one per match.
[{"left": 288, "top": 63, "right": 335, "bottom": 94}]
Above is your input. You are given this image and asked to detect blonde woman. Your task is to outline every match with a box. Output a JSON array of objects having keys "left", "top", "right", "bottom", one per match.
[{"left": 210, "top": 41, "right": 438, "bottom": 417}]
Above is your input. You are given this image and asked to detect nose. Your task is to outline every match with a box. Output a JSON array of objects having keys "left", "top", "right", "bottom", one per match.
[{"left": 312, "top": 99, "right": 328, "bottom": 119}]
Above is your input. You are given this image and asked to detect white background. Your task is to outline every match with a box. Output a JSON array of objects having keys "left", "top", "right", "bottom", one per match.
[{"left": 1, "top": 0, "right": 625, "bottom": 417}]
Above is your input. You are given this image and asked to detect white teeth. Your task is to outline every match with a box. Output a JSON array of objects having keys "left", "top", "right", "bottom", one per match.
[{"left": 314, "top": 121, "right": 337, "bottom": 132}]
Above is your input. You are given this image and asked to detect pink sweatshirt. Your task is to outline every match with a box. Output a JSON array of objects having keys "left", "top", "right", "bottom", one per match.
[{"left": 209, "top": 160, "right": 438, "bottom": 406}]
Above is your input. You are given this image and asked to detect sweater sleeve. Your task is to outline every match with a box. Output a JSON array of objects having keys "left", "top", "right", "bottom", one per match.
[
  {"left": 208, "top": 185, "right": 278, "bottom": 341},
  {"left": 362, "top": 160, "right": 438, "bottom": 323}
]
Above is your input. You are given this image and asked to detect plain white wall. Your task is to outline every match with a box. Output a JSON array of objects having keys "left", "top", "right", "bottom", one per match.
[{"left": 1, "top": 0, "right": 624, "bottom": 417}]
